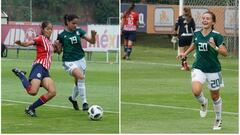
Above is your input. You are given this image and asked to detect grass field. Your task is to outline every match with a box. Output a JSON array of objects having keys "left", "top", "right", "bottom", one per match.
[
  {"left": 121, "top": 44, "right": 238, "bottom": 133},
  {"left": 1, "top": 50, "right": 119, "bottom": 133}
]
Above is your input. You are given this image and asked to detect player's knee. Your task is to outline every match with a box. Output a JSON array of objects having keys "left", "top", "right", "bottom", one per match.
[
  {"left": 192, "top": 90, "right": 201, "bottom": 97},
  {"left": 28, "top": 91, "right": 38, "bottom": 96},
  {"left": 76, "top": 75, "right": 84, "bottom": 80},
  {"left": 211, "top": 94, "right": 219, "bottom": 101},
  {"left": 50, "top": 90, "right": 56, "bottom": 97}
]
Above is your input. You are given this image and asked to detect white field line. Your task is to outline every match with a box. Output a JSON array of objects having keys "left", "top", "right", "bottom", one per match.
[
  {"left": 122, "top": 102, "right": 238, "bottom": 115},
  {"left": 2, "top": 99, "right": 119, "bottom": 114},
  {"left": 124, "top": 60, "right": 238, "bottom": 72}
]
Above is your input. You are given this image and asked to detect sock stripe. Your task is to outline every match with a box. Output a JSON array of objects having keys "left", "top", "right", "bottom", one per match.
[
  {"left": 40, "top": 95, "right": 47, "bottom": 103},
  {"left": 214, "top": 97, "right": 222, "bottom": 105}
]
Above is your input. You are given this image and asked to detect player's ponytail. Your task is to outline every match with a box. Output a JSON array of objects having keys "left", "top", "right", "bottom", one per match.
[
  {"left": 63, "top": 14, "right": 79, "bottom": 26},
  {"left": 203, "top": 11, "right": 216, "bottom": 30}
]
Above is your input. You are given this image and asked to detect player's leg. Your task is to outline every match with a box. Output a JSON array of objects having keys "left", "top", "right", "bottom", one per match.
[
  {"left": 68, "top": 85, "right": 80, "bottom": 110},
  {"left": 25, "top": 77, "right": 56, "bottom": 117},
  {"left": 12, "top": 68, "right": 31, "bottom": 91},
  {"left": 126, "top": 40, "right": 133, "bottom": 60},
  {"left": 63, "top": 61, "right": 81, "bottom": 110},
  {"left": 122, "top": 30, "right": 129, "bottom": 59},
  {"left": 126, "top": 31, "right": 136, "bottom": 60},
  {"left": 207, "top": 72, "right": 224, "bottom": 130},
  {"left": 72, "top": 68, "right": 88, "bottom": 110},
  {"left": 123, "top": 39, "right": 129, "bottom": 59},
  {"left": 178, "top": 36, "right": 191, "bottom": 71},
  {"left": 12, "top": 65, "right": 42, "bottom": 96},
  {"left": 210, "top": 90, "right": 222, "bottom": 130},
  {"left": 72, "top": 59, "right": 88, "bottom": 110},
  {"left": 191, "top": 69, "right": 208, "bottom": 117}
]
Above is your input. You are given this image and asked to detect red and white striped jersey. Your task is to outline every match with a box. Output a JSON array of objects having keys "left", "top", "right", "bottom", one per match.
[
  {"left": 33, "top": 35, "right": 53, "bottom": 70},
  {"left": 123, "top": 11, "right": 139, "bottom": 31}
]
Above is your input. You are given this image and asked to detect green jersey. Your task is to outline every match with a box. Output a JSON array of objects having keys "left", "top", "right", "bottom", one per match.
[
  {"left": 192, "top": 30, "right": 225, "bottom": 73},
  {"left": 58, "top": 28, "right": 86, "bottom": 62}
]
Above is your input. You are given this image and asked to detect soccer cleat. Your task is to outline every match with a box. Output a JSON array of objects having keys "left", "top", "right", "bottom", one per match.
[
  {"left": 213, "top": 119, "right": 222, "bottom": 130},
  {"left": 82, "top": 103, "right": 89, "bottom": 111},
  {"left": 25, "top": 106, "right": 37, "bottom": 117},
  {"left": 200, "top": 99, "right": 208, "bottom": 118},
  {"left": 122, "top": 55, "right": 126, "bottom": 59},
  {"left": 68, "top": 96, "right": 79, "bottom": 110},
  {"left": 12, "top": 68, "right": 27, "bottom": 77}
]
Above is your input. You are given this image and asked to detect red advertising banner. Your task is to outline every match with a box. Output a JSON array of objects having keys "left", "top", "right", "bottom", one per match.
[{"left": 1, "top": 24, "right": 87, "bottom": 48}]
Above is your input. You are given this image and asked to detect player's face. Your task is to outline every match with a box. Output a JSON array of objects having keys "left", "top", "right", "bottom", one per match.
[
  {"left": 67, "top": 18, "right": 78, "bottom": 31},
  {"left": 43, "top": 24, "right": 53, "bottom": 38},
  {"left": 202, "top": 13, "right": 215, "bottom": 29}
]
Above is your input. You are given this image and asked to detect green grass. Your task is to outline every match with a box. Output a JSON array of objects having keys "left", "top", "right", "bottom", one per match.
[
  {"left": 121, "top": 45, "right": 238, "bottom": 133},
  {"left": 1, "top": 50, "right": 119, "bottom": 133}
]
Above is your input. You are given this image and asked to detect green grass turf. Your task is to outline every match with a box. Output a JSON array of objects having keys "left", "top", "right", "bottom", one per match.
[
  {"left": 121, "top": 45, "right": 238, "bottom": 133},
  {"left": 1, "top": 50, "right": 119, "bottom": 133}
]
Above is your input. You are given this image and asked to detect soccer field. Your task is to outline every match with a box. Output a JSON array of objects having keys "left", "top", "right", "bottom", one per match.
[
  {"left": 1, "top": 51, "right": 119, "bottom": 133},
  {"left": 121, "top": 45, "right": 238, "bottom": 133}
]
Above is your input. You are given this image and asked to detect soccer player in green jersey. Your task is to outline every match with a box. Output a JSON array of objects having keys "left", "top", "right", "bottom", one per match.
[
  {"left": 177, "top": 11, "right": 227, "bottom": 130},
  {"left": 56, "top": 14, "right": 96, "bottom": 111}
]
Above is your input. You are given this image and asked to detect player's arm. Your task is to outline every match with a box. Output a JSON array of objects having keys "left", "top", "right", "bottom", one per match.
[
  {"left": 176, "top": 43, "right": 195, "bottom": 59},
  {"left": 53, "top": 40, "right": 62, "bottom": 54},
  {"left": 15, "top": 40, "right": 35, "bottom": 47},
  {"left": 217, "top": 45, "right": 228, "bottom": 56},
  {"left": 208, "top": 38, "right": 228, "bottom": 57},
  {"left": 83, "top": 30, "right": 97, "bottom": 44},
  {"left": 174, "top": 17, "right": 180, "bottom": 36}
]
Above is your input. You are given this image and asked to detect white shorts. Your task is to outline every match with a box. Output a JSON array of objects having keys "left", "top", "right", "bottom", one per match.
[
  {"left": 191, "top": 68, "right": 224, "bottom": 91},
  {"left": 62, "top": 58, "right": 86, "bottom": 75}
]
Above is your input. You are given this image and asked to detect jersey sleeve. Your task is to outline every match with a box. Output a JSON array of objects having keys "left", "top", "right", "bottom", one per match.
[
  {"left": 175, "top": 16, "right": 181, "bottom": 31},
  {"left": 33, "top": 35, "right": 42, "bottom": 46},
  {"left": 192, "top": 32, "right": 197, "bottom": 45},
  {"left": 78, "top": 28, "right": 86, "bottom": 38},
  {"left": 57, "top": 33, "right": 63, "bottom": 43},
  {"left": 215, "top": 34, "right": 225, "bottom": 47}
]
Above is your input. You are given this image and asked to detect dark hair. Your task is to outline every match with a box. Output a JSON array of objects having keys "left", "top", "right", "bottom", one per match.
[
  {"left": 130, "top": 3, "right": 135, "bottom": 11},
  {"left": 183, "top": 7, "right": 192, "bottom": 22},
  {"left": 64, "top": 14, "right": 79, "bottom": 26},
  {"left": 203, "top": 11, "right": 216, "bottom": 29},
  {"left": 41, "top": 21, "right": 51, "bottom": 35}
]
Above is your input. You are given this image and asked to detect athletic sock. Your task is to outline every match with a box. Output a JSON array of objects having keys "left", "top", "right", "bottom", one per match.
[
  {"left": 213, "top": 97, "right": 222, "bottom": 120},
  {"left": 29, "top": 95, "right": 47, "bottom": 110},
  {"left": 71, "top": 85, "right": 79, "bottom": 101},
  {"left": 124, "top": 45, "right": 128, "bottom": 53},
  {"left": 77, "top": 80, "right": 87, "bottom": 103},
  {"left": 195, "top": 92, "right": 207, "bottom": 105},
  {"left": 127, "top": 47, "right": 132, "bottom": 57},
  {"left": 17, "top": 72, "right": 32, "bottom": 92}
]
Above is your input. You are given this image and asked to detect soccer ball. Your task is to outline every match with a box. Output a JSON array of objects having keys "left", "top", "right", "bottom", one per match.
[{"left": 88, "top": 105, "right": 103, "bottom": 120}]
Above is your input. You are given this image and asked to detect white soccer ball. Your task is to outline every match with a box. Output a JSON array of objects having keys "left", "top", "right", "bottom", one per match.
[{"left": 88, "top": 105, "right": 103, "bottom": 120}]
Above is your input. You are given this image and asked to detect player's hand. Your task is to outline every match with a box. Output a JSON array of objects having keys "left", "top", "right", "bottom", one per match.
[
  {"left": 176, "top": 53, "right": 186, "bottom": 60},
  {"left": 208, "top": 37, "right": 217, "bottom": 49},
  {"left": 173, "top": 31, "right": 178, "bottom": 36},
  {"left": 53, "top": 40, "right": 62, "bottom": 54},
  {"left": 91, "top": 30, "right": 97, "bottom": 37},
  {"left": 15, "top": 40, "right": 21, "bottom": 45}
]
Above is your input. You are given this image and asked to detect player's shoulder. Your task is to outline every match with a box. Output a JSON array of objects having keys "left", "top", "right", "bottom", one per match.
[
  {"left": 211, "top": 30, "right": 222, "bottom": 36},
  {"left": 58, "top": 29, "right": 66, "bottom": 36},
  {"left": 34, "top": 35, "right": 43, "bottom": 42},
  {"left": 211, "top": 30, "right": 223, "bottom": 38}
]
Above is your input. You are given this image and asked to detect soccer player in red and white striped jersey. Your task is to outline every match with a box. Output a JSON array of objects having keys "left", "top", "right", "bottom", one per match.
[
  {"left": 122, "top": 3, "right": 139, "bottom": 60},
  {"left": 12, "top": 21, "right": 58, "bottom": 117}
]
